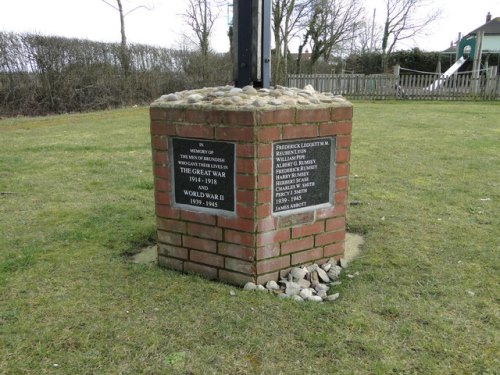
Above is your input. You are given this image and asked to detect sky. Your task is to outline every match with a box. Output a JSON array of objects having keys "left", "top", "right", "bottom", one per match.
[{"left": 0, "top": 0, "right": 499, "bottom": 54}]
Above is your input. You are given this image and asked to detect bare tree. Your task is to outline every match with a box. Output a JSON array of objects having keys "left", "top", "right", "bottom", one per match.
[
  {"left": 353, "top": 11, "right": 382, "bottom": 54},
  {"left": 272, "top": 0, "right": 312, "bottom": 84},
  {"left": 381, "top": 0, "right": 440, "bottom": 70},
  {"left": 296, "top": 0, "right": 363, "bottom": 72},
  {"left": 182, "top": 0, "right": 222, "bottom": 58},
  {"left": 101, "top": 0, "right": 152, "bottom": 74}
]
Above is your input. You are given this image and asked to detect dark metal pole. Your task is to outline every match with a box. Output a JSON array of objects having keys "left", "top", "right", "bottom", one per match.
[
  {"left": 233, "top": 0, "right": 271, "bottom": 88},
  {"left": 262, "top": 0, "right": 271, "bottom": 88},
  {"left": 233, "top": 0, "right": 253, "bottom": 87}
]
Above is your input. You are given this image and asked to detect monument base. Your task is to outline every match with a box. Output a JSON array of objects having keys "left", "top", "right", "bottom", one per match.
[{"left": 150, "top": 85, "right": 352, "bottom": 286}]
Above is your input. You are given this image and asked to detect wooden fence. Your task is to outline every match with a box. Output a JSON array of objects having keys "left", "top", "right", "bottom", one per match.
[{"left": 288, "top": 73, "right": 500, "bottom": 100}]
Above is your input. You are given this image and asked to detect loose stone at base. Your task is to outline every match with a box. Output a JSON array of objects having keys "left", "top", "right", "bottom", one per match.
[
  {"left": 243, "top": 282, "right": 257, "bottom": 291},
  {"left": 241, "top": 258, "right": 348, "bottom": 303},
  {"left": 325, "top": 293, "right": 340, "bottom": 302},
  {"left": 290, "top": 267, "right": 308, "bottom": 281},
  {"left": 308, "top": 295, "right": 323, "bottom": 302},
  {"left": 316, "top": 267, "right": 330, "bottom": 283},
  {"left": 266, "top": 280, "right": 280, "bottom": 290},
  {"left": 299, "top": 288, "right": 314, "bottom": 299},
  {"left": 285, "top": 282, "right": 302, "bottom": 296}
]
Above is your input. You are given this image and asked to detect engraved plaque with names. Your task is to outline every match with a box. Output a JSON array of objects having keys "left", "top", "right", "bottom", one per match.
[
  {"left": 171, "top": 138, "right": 235, "bottom": 214},
  {"left": 273, "top": 137, "right": 335, "bottom": 214}
]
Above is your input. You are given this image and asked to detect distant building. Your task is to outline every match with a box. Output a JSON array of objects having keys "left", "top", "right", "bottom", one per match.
[
  {"left": 464, "top": 13, "right": 500, "bottom": 52},
  {"left": 290, "top": 50, "right": 312, "bottom": 62},
  {"left": 446, "top": 13, "right": 500, "bottom": 55}
]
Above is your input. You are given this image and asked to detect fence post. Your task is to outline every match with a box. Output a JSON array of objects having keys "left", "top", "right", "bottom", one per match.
[
  {"left": 393, "top": 64, "right": 400, "bottom": 78},
  {"left": 471, "top": 32, "right": 484, "bottom": 96}
]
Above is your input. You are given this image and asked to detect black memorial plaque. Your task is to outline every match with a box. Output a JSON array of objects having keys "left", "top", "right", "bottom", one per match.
[
  {"left": 273, "top": 137, "right": 335, "bottom": 214},
  {"left": 171, "top": 138, "right": 235, "bottom": 213}
]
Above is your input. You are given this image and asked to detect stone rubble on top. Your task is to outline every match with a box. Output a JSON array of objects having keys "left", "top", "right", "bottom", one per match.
[
  {"left": 243, "top": 258, "right": 351, "bottom": 302},
  {"left": 152, "top": 84, "right": 349, "bottom": 109}
]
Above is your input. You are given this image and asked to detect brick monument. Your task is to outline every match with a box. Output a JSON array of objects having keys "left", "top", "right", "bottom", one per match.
[{"left": 150, "top": 86, "right": 352, "bottom": 286}]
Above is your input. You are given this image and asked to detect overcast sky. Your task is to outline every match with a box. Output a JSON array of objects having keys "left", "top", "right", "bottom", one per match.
[{"left": 0, "top": 0, "right": 498, "bottom": 54}]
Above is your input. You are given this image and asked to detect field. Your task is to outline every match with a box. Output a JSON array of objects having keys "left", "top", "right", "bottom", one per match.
[{"left": 1, "top": 102, "right": 499, "bottom": 374}]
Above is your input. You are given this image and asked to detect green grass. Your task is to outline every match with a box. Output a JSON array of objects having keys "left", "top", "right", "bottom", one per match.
[{"left": 1, "top": 102, "right": 499, "bottom": 374}]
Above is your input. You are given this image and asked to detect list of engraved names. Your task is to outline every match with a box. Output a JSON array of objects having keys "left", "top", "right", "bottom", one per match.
[{"left": 273, "top": 137, "right": 334, "bottom": 213}]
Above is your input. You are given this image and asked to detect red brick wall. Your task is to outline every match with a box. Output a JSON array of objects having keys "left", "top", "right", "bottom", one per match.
[{"left": 150, "top": 103, "right": 352, "bottom": 286}]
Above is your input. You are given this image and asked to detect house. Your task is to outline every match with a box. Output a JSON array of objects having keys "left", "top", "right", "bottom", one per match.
[
  {"left": 289, "top": 50, "right": 312, "bottom": 63},
  {"left": 457, "top": 12, "right": 500, "bottom": 60},
  {"left": 464, "top": 12, "right": 500, "bottom": 53}
]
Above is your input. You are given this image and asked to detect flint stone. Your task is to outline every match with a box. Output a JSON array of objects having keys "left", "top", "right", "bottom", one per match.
[
  {"left": 321, "top": 263, "right": 332, "bottom": 272},
  {"left": 266, "top": 280, "right": 280, "bottom": 291},
  {"left": 310, "top": 271, "right": 319, "bottom": 285},
  {"left": 291, "top": 295, "right": 304, "bottom": 302},
  {"left": 340, "top": 258, "right": 349, "bottom": 268},
  {"left": 332, "top": 97, "right": 347, "bottom": 103},
  {"left": 328, "top": 265, "right": 343, "bottom": 279},
  {"left": 243, "top": 282, "right": 257, "bottom": 291},
  {"left": 317, "top": 290, "right": 327, "bottom": 299},
  {"left": 242, "top": 85, "right": 258, "bottom": 95},
  {"left": 256, "top": 284, "right": 268, "bottom": 291},
  {"left": 278, "top": 293, "right": 289, "bottom": 299},
  {"left": 325, "top": 293, "right": 340, "bottom": 302},
  {"left": 314, "top": 283, "right": 329, "bottom": 293},
  {"left": 285, "top": 282, "right": 302, "bottom": 296},
  {"left": 316, "top": 267, "right": 330, "bottom": 283},
  {"left": 165, "top": 93, "right": 180, "bottom": 101},
  {"left": 187, "top": 94, "right": 203, "bottom": 103},
  {"left": 229, "top": 87, "right": 243, "bottom": 95},
  {"left": 299, "top": 288, "right": 315, "bottom": 299},
  {"left": 303, "top": 84, "right": 316, "bottom": 93},
  {"left": 252, "top": 99, "right": 267, "bottom": 107},
  {"left": 290, "top": 267, "right": 308, "bottom": 281},
  {"left": 306, "top": 264, "right": 318, "bottom": 273},
  {"left": 308, "top": 295, "right": 323, "bottom": 302},
  {"left": 297, "top": 278, "right": 311, "bottom": 289}
]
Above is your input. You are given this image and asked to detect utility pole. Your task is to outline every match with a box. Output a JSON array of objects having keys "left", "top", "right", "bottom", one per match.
[
  {"left": 370, "top": 8, "right": 376, "bottom": 52},
  {"left": 232, "top": 0, "right": 271, "bottom": 88}
]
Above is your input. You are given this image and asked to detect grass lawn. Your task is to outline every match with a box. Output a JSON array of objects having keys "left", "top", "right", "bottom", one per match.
[{"left": 1, "top": 102, "right": 499, "bottom": 374}]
